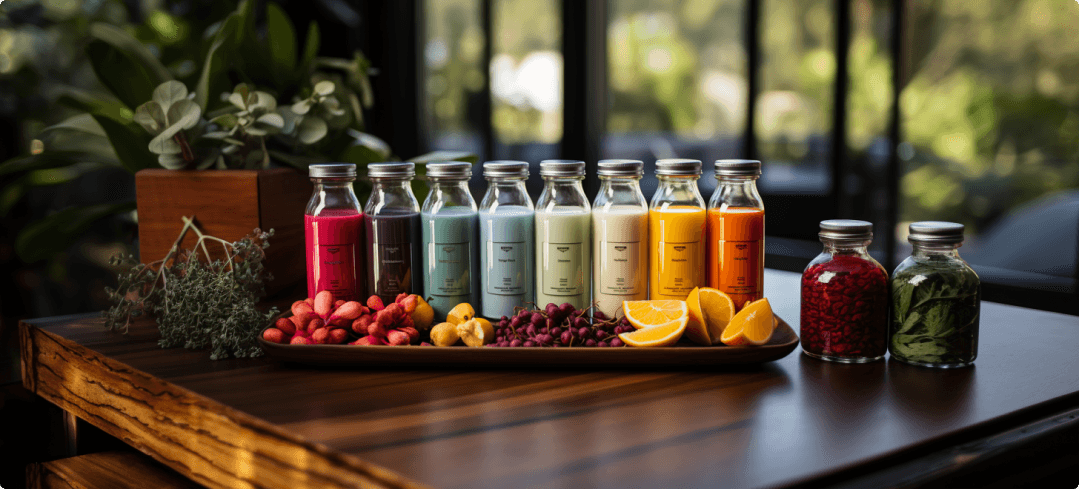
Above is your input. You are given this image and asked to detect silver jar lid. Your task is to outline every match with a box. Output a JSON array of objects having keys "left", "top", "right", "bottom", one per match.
[
  {"left": 655, "top": 158, "right": 702, "bottom": 176},
  {"left": 715, "top": 159, "right": 762, "bottom": 177},
  {"left": 425, "top": 161, "right": 473, "bottom": 179},
  {"left": 597, "top": 159, "right": 644, "bottom": 177},
  {"left": 367, "top": 162, "right": 415, "bottom": 179},
  {"left": 309, "top": 163, "right": 356, "bottom": 179},
  {"left": 483, "top": 160, "right": 529, "bottom": 178},
  {"left": 819, "top": 219, "right": 873, "bottom": 241},
  {"left": 540, "top": 159, "right": 586, "bottom": 177},
  {"left": 908, "top": 221, "right": 965, "bottom": 245}
]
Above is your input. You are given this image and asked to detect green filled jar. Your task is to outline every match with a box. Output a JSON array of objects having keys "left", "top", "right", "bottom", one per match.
[{"left": 890, "top": 222, "right": 980, "bottom": 368}]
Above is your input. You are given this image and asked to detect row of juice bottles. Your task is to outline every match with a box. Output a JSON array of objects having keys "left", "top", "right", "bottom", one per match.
[{"left": 304, "top": 159, "right": 765, "bottom": 320}]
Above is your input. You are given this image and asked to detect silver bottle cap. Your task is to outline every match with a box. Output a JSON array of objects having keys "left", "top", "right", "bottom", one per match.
[
  {"left": 908, "top": 221, "right": 965, "bottom": 245},
  {"left": 655, "top": 158, "right": 702, "bottom": 176},
  {"left": 483, "top": 160, "right": 530, "bottom": 178},
  {"left": 597, "top": 159, "right": 644, "bottom": 177},
  {"left": 540, "top": 159, "right": 586, "bottom": 177},
  {"left": 715, "top": 159, "right": 762, "bottom": 177},
  {"left": 819, "top": 219, "right": 873, "bottom": 241},
  {"left": 425, "top": 161, "right": 473, "bottom": 179},
  {"left": 367, "top": 162, "right": 415, "bottom": 179},
  {"left": 308, "top": 163, "right": 356, "bottom": 179}
]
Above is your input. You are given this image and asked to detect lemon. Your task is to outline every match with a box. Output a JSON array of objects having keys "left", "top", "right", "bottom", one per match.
[
  {"left": 430, "top": 322, "right": 460, "bottom": 347},
  {"left": 447, "top": 303, "right": 475, "bottom": 325},
  {"left": 457, "top": 318, "right": 493, "bottom": 347}
]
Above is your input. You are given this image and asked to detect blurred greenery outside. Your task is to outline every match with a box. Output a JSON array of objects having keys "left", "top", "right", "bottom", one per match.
[{"left": 1, "top": 0, "right": 1078, "bottom": 320}]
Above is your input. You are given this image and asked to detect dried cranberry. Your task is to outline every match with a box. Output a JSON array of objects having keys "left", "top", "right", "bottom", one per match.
[{"left": 800, "top": 255, "right": 888, "bottom": 361}]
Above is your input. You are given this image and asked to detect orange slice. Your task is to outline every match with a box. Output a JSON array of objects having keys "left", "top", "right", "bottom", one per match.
[
  {"left": 684, "top": 288, "right": 711, "bottom": 345},
  {"left": 699, "top": 288, "right": 736, "bottom": 345},
  {"left": 618, "top": 317, "right": 688, "bottom": 347},
  {"left": 720, "top": 298, "right": 775, "bottom": 346},
  {"left": 623, "top": 300, "right": 688, "bottom": 330}
]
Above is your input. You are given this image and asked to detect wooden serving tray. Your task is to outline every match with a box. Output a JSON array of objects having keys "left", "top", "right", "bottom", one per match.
[{"left": 258, "top": 317, "right": 799, "bottom": 368}]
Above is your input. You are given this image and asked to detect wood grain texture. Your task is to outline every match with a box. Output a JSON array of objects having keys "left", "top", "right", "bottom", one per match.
[
  {"left": 135, "top": 169, "right": 311, "bottom": 295},
  {"left": 19, "top": 270, "right": 1079, "bottom": 489},
  {"left": 26, "top": 451, "right": 202, "bottom": 489},
  {"left": 20, "top": 319, "right": 428, "bottom": 489}
]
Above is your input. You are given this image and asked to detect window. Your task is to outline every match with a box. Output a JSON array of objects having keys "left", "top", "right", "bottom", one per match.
[{"left": 413, "top": 0, "right": 1079, "bottom": 313}]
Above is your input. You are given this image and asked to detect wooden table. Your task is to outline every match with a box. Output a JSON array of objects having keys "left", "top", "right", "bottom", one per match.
[{"left": 20, "top": 270, "right": 1079, "bottom": 488}]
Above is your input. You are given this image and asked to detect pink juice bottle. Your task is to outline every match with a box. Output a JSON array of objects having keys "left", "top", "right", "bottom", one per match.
[{"left": 305, "top": 163, "right": 365, "bottom": 301}]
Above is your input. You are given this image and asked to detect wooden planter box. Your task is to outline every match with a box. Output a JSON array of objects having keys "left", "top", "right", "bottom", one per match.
[{"left": 135, "top": 169, "right": 311, "bottom": 297}]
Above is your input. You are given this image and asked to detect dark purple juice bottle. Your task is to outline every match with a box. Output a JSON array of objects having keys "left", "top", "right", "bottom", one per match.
[{"left": 364, "top": 163, "right": 422, "bottom": 303}]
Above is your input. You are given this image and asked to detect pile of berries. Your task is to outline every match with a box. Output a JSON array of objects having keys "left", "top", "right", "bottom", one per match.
[
  {"left": 487, "top": 303, "right": 635, "bottom": 348},
  {"left": 262, "top": 291, "right": 429, "bottom": 346}
]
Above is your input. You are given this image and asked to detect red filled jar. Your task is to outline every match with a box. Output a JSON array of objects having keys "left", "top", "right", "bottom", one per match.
[{"left": 800, "top": 220, "right": 888, "bottom": 363}]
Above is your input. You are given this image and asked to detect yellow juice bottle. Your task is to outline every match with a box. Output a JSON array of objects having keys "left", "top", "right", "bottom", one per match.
[{"left": 649, "top": 159, "right": 707, "bottom": 300}]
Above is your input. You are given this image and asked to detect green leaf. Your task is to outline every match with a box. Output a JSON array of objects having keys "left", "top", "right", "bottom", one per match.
[
  {"left": 166, "top": 100, "right": 202, "bottom": 130},
  {"left": 314, "top": 80, "right": 335, "bottom": 96},
  {"left": 86, "top": 41, "right": 158, "bottom": 110},
  {"left": 91, "top": 115, "right": 156, "bottom": 173},
  {"left": 210, "top": 113, "right": 240, "bottom": 129},
  {"left": 56, "top": 88, "right": 131, "bottom": 122},
  {"left": 134, "top": 102, "right": 167, "bottom": 134},
  {"left": 265, "top": 2, "right": 297, "bottom": 77},
  {"left": 195, "top": 14, "right": 241, "bottom": 110},
  {"left": 0, "top": 151, "right": 118, "bottom": 178},
  {"left": 88, "top": 23, "right": 172, "bottom": 87},
  {"left": 893, "top": 281, "right": 914, "bottom": 320},
  {"left": 158, "top": 154, "right": 187, "bottom": 169},
  {"left": 296, "top": 116, "right": 328, "bottom": 144},
  {"left": 15, "top": 201, "right": 137, "bottom": 263},
  {"left": 43, "top": 114, "right": 107, "bottom": 137},
  {"left": 300, "top": 21, "right": 320, "bottom": 73},
  {"left": 152, "top": 81, "right": 189, "bottom": 110}
]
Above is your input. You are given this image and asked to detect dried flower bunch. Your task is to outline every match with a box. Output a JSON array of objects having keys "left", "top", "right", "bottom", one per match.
[{"left": 104, "top": 217, "right": 277, "bottom": 360}]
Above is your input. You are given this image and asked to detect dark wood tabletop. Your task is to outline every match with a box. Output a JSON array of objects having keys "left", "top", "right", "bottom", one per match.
[{"left": 19, "top": 270, "right": 1079, "bottom": 489}]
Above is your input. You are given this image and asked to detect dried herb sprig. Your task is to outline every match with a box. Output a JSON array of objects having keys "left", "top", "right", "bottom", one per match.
[{"left": 104, "top": 216, "right": 278, "bottom": 360}]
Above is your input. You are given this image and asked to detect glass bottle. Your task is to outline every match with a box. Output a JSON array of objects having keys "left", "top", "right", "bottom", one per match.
[
  {"left": 591, "top": 159, "right": 648, "bottom": 318},
  {"left": 649, "top": 158, "right": 707, "bottom": 300},
  {"left": 305, "top": 163, "right": 364, "bottom": 301},
  {"left": 890, "top": 221, "right": 980, "bottom": 368},
  {"left": 364, "top": 162, "right": 422, "bottom": 304},
  {"left": 478, "top": 161, "right": 535, "bottom": 319},
  {"left": 421, "top": 162, "right": 480, "bottom": 319},
  {"left": 535, "top": 160, "right": 591, "bottom": 310},
  {"left": 707, "top": 159, "right": 765, "bottom": 309},
  {"left": 800, "top": 220, "right": 889, "bottom": 363}
]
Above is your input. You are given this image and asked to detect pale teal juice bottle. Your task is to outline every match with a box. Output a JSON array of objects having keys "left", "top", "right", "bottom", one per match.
[
  {"left": 478, "top": 161, "right": 535, "bottom": 319},
  {"left": 535, "top": 160, "right": 592, "bottom": 310},
  {"left": 421, "top": 162, "right": 480, "bottom": 319}
]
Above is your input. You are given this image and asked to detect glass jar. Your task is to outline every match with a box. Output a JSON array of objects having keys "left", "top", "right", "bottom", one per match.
[
  {"left": 421, "top": 162, "right": 479, "bottom": 319},
  {"left": 890, "top": 221, "right": 980, "bottom": 368},
  {"left": 707, "top": 159, "right": 765, "bottom": 308},
  {"left": 305, "top": 163, "right": 365, "bottom": 301},
  {"left": 591, "top": 159, "right": 649, "bottom": 318},
  {"left": 364, "top": 162, "right": 422, "bottom": 303},
  {"left": 478, "top": 161, "right": 535, "bottom": 319},
  {"left": 649, "top": 158, "right": 707, "bottom": 300},
  {"left": 801, "top": 220, "right": 889, "bottom": 363},
  {"left": 534, "top": 160, "right": 591, "bottom": 310}
]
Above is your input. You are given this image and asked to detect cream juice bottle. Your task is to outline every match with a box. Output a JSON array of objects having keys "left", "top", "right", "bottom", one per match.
[
  {"left": 591, "top": 160, "right": 648, "bottom": 318},
  {"left": 535, "top": 160, "right": 591, "bottom": 310},
  {"left": 478, "top": 161, "right": 535, "bottom": 319}
]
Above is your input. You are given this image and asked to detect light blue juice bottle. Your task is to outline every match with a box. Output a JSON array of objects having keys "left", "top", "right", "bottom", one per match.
[
  {"left": 421, "top": 162, "right": 480, "bottom": 319},
  {"left": 478, "top": 161, "right": 535, "bottom": 319}
]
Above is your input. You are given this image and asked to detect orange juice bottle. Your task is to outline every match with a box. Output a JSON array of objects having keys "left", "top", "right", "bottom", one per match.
[
  {"left": 649, "top": 159, "right": 707, "bottom": 300},
  {"left": 707, "top": 159, "right": 764, "bottom": 308}
]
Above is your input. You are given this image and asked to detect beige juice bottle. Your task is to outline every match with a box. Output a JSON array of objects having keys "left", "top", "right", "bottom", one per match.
[{"left": 591, "top": 160, "right": 649, "bottom": 318}]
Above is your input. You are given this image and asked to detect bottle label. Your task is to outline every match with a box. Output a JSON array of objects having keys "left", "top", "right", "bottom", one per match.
[
  {"left": 487, "top": 241, "right": 525, "bottom": 295},
  {"left": 718, "top": 239, "right": 762, "bottom": 295},
  {"left": 543, "top": 242, "right": 583, "bottom": 296},
  {"left": 602, "top": 241, "right": 641, "bottom": 295},
  {"left": 314, "top": 243, "right": 358, "bottom": 301},
  {"left": 375, "top": 243, "right": 412, "bottom": 297},
  {"left": 660, "top": 241, "right": 700, "bottom": 296},
  {"left": 430, "top": 242, "right": 470, "bottom": 297}
]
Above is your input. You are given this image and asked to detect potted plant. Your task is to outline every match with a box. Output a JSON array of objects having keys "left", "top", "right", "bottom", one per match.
[{"left": 6, "top": 0, "right": 472, "bottom": 295}]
